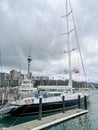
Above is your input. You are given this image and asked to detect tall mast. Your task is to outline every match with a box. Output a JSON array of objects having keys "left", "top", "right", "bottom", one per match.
[
  {"left": 61, "top": 0, "right": 75, "bottom": 89},
  {"left": 66, "top": 0, "right": 72, "bottom": 88},
  {"left": 61, "top": 0, "right": 86, "bottom": 89}
]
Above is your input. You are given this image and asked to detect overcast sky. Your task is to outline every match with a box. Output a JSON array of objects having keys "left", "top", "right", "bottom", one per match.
[{"left": 0, "top": 0, "right": 98, "bottom": 82}]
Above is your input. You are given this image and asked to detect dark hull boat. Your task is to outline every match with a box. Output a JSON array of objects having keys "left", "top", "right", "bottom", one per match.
[
  {"left": 11, "top": 89, "right": 86, "bottom": 117},
  {"left": 0, "top": 90, "right": 88, "bottom": 117},
  {"left": 11, "top": 98, "right": 82, "bottom": 116}
]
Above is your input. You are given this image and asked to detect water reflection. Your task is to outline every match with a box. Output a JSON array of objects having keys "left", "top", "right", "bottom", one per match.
[
  {"left": 47, "top": 114, "right": 95, "bottom": 130},
  {"left": 47, "top": 91, "right": 98, "bottom": 130}
]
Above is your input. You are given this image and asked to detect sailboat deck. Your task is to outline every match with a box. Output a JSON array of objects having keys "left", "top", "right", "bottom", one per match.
[{"left": 4, "top": 108, "right": 88, "bottom": 130}]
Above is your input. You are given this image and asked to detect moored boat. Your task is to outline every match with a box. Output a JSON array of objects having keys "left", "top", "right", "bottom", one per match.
[
  {"left": 0, "top": 0, "right": 90, "bottom": 117},
  {"left": 0, "top": 89, "right": 84, "bottom": 116},
  {"left": 18, "top": 78, "right": 37, "bottom": 94}
]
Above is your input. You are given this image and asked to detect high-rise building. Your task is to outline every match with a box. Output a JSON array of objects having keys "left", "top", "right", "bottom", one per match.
[{"left": 10, "top": 70, "right": 18, "bottom": 80}]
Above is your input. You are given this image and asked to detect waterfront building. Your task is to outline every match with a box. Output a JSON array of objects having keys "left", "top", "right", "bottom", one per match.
[
  {"left": 0, "top": 72, "right": 9, "bottom": 80},
  {"left": 9, "top": 70, "right": 18, "bottom": 80}
]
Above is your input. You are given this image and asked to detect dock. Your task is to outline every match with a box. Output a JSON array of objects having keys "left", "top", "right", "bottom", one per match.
[{"left": 3, "top": 108, "right": 88, "bottom": 130}]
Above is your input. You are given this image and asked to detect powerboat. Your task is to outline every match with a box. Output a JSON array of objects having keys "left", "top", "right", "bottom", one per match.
[{"left": 18, "top": 78, "right": 37, "bottom": 94}]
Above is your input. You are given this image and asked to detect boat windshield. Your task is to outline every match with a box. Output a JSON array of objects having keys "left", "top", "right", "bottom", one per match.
[
  {"left": 39, "top": 90, "right": 61, "bottom": 98},
  {"left": 20, "top": 92, "right": 37, "bottom": 99},
  {"left": 23, "top": 81, "right": 31, "bottom": 84},
  {"left": 47, "top": 92, "right": 61, "bottom": 97}
]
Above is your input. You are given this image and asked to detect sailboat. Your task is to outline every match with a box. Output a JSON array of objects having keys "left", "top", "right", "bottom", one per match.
[{"left": 0, "top": 0, "right": 89, "bottom": 117}]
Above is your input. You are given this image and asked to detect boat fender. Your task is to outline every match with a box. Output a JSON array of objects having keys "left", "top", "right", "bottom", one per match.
[
  {"left": 43, "top": 93, "right": 48, "bottom": 98},
  {"left": 35, "top": 93, "right": 40, "bottom": 98},
  {"left": 24, "top": 99, "right": 30, "bottom": 104}
]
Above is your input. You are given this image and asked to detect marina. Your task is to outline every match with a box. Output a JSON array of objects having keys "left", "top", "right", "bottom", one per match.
[
  {"left": 2, "top": 109, "right": 88, "bottom": 130},
  {"left": 0, "top": 0, "right": 97, "bottom": 129},
  {"left": 0, "top": 90, "right": 98, "bottom": 130},
  {"left": 0, "top": 0, "right": 90, "bottom": 117},
  {"left": 0, "top": 92, "right": 89, "bottom": 130}
]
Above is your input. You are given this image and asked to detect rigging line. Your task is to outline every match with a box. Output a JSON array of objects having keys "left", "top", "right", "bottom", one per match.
[
  {"left": 35, "top": 2, "right": 52, "bottom": 53},
  {"left": 59, "top": 0, "right": 66, "bottom": 76},
  {"left": 0, "top": 51, "right": 2, "bottom": 87},
  {"left": 0, "top": 51, "right": 2, "bottom": 72},
  {"left": 60, "top": 28, "right": 75, "bottom": 35},
  {"left": 36, "top": 0, "right": 61, "bottom": 70},
  {"left": 9, "top": 103, "right": 32, "bottom": 127},
  {"left": 58, "top": 1, "right": 62, "bottom": 76},
  {"left": 76, "top": 48, "right": 80, "bottom": 81},
  {"left": 47, "top": 0, "right": 62, "bottom": 76},
  {"left": 69, "top": 0, "right": 87, "bottom": 82}
]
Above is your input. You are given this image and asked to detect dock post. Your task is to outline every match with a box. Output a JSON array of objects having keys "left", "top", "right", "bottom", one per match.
[
  {"left": 84, "top": 95, "right": 87, "bottom": 110},
  {"left": 78, "top": 95, "right": 81, "bottom": 109},
  {"left": 62, "top": 95, "right": 65, "bottom": 113},
  {"left": 39, "top": 96, "right": 42, "bottom": 120}
]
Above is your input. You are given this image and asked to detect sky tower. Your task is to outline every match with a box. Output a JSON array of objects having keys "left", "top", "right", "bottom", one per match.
[{"left": 27, "top": 54, "right": 32, "bottom": 79}]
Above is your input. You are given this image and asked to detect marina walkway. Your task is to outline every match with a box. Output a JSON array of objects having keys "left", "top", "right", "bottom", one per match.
[{"left": 3, "top": 109, "right": 88, "bottom": 130}]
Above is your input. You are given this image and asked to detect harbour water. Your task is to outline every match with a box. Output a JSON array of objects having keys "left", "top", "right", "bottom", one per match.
[
  {"left": 46, "top": 90, "right": 98, "bottom": 130},
  {"left": 0, "top": 90, "right": 98, "bottom": 130}
]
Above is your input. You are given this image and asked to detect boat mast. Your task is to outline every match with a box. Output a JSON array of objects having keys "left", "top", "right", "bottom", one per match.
[
  {"left": 66, "top": 0, "right": 72, "bottom": 89},
  {"left": 61, "top": 0, "right": 74, "bottom": 89},
  {"left": 61, "top": 0, "right": 87, "bottom": 90}
]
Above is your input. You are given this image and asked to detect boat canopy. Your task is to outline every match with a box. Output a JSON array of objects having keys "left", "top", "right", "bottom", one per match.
[{"left": 38, "top": 85, "right": 72, "bottom": 90}]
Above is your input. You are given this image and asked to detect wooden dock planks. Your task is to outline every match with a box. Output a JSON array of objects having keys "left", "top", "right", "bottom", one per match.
[{"left": 3, "top": 109, "right": 88, "bottom": 130}]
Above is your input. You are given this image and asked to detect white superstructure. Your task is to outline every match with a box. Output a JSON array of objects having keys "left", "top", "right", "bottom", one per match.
[{"left": 18, "top": 78, "right": 37, "bottom": 94}]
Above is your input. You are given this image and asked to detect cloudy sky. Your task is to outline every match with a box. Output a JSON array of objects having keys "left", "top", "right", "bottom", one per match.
[{"left": 0, "top": 0, "right": 98, "bottom": 82}]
